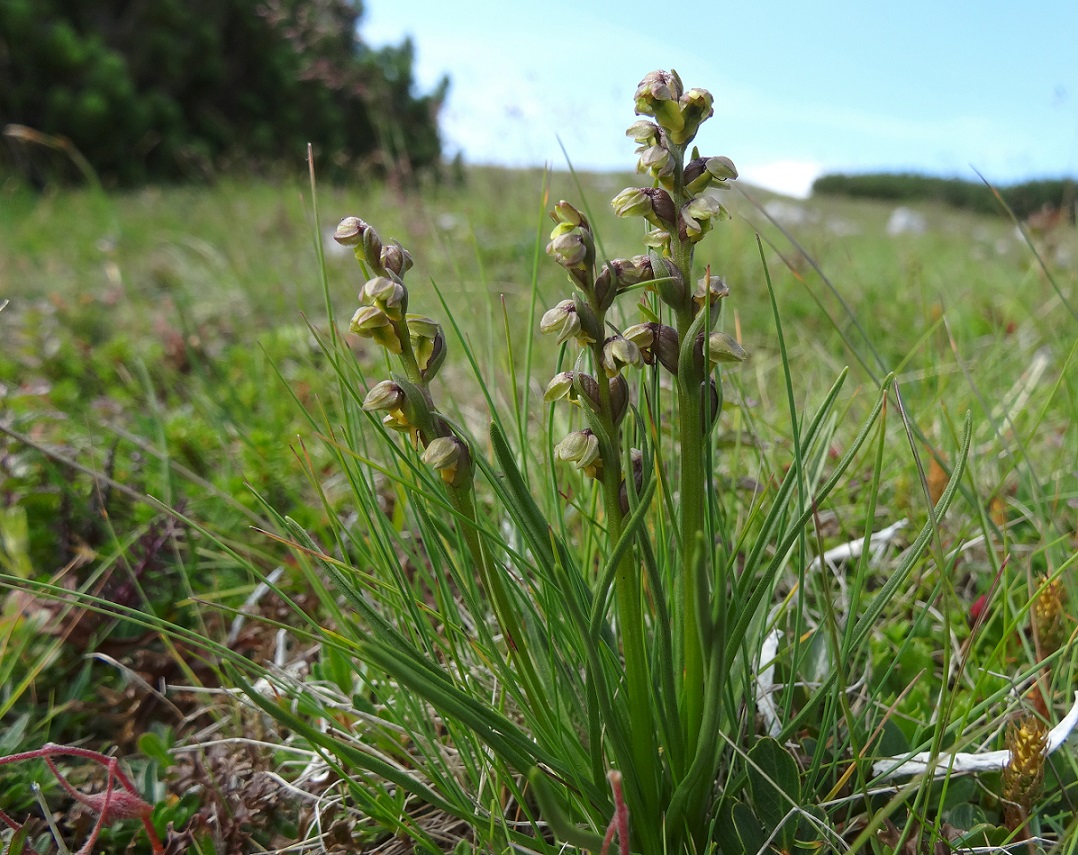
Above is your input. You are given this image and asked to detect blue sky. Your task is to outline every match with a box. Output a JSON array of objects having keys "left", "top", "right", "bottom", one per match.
[{"left": 363, "top": 0, "right": 1078, "bottom": 197}]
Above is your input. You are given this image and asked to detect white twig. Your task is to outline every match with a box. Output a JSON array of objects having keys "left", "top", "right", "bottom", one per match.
[
  {"left": 872, "top": 691, "right": 1078, "bottom": 780},
  {"left": 227, "top": 565, "right": 286, "bottom": 646},
  {"left": 755, "top": 629, "right": 783, "bottom": 737},
  {"left": 809, "top": 519, "right": 908, "bottom": 573}
]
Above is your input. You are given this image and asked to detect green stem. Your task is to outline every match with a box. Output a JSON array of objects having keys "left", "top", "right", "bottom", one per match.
[
  {"left": 671, "top": 219, "right": 708, "bottom": 760},
  {"left": 590, "top": 343, "right": 661, "bottom": 831}
]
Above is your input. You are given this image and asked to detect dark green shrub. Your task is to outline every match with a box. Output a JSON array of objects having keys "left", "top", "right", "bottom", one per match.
[{"left": 0, "top": 0, "right": 447, "bottom": 185}]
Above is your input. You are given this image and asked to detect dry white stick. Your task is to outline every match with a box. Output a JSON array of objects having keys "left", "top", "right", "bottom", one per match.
[
  {"left": 809, "top": 519, "right": 909, "bottom": 572},
  {"left": 227, "top": 565, "right": 286, "bottom": 646},
  {"left": 872, "top": 691, "right": 1078, "bottom": 780},
  {"left": 756, "top": 629, "right": 784, "bottom": 737}
]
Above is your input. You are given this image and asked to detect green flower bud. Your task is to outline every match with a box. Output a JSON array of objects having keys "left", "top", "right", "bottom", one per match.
[
  {"left": 707, "top": 155, "right": 738, "bottom": 181},
  {"left": 626, "top": 120, "right": 661, "bottom": 146},
  {"left": 649, "top": 254, "right": 688, "bottom": 309},
  {"left": 550, "top": 200, "right": 589, "bottom": 229},
  {"left": 554, "top": 429, "right": 602, "bottom": 477},
  {"left": 407, "top": 315, "right": 446, "bottom": 378},
  {"left": 601, "top": 334, "right": 643, "bottom": 377},
  {"left": 544, "top": 371, "right": 576, "bottom": 403},
  {"left": 679, "top": 194, "right": 729, "bottom": 243},
  {"left": 707, "top": 331, "right": 747, "bottom": 368},
  {"left": 540, "top": 300, "right": 582, "bottom": 345},
  {"left": 546, "top": 229, "right": 590, "bottom": 269},
  {"left": 421, "top": 435, "right": 471, "bottom": 487},
  {"left": 637, "top": 145, "right": 673, "bottom": 179},
  {"left": 623, "top": 322, "right": 680, "bottom": 373},
  {"left": 363, "top": 379, "right": 406, "bottom": 412},
  {"left": 622, "top": 323, "right": 654, "bottom": 352},
  {"left": 692, "top": 273, "right": 730, "bottom": 311},
  {"left": 361, "top": 275, "right": 407, "bottom": 319},
  {"left": 670, "top": 88, "right": 714, "bottom": 145},
  {"left": 349, "top": 305, "right": 402, "bottom": 354},
  {"left": 641, "top": 228, "right": 671, "bottom": 255}
]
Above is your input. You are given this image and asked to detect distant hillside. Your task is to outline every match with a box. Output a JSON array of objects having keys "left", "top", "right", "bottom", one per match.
[{"left": 812, "top": 172, "right": 1077, "bottom": 222}]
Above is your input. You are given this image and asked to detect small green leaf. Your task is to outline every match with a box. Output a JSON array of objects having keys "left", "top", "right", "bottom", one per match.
[
  {"left": 747, "top": 737, "right": 802, "bottom": 851},
  {"left": 137, "top": 730, "right": 171, "bottom": 768},
  {"left": 3, "top": 823, "right": 29, "bottom": 855},
  {"left": 717, "top": 799, "right": 768, "bottom": 855}
]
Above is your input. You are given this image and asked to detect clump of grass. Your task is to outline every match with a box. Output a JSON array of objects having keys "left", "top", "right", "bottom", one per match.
[
  {"left": 2, "top": 67, "right": 1075, "bottom": 855},
  {"left": 220, "top": 67, "right": 1077, "bottom": 854}
]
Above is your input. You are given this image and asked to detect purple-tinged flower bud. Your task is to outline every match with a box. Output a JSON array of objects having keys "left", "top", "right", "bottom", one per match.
[
  {"left": 380, "top": 241, "right": 414, "bottom": 278},
  {"left": 611, "top": 255, "right": 654, "bottom": 291},
  {"left": 540, "top": 300, "right": 582, "bottom": 345},
  {"left": 593, "top": 264, "right": 615, "bottom": 310},
  {"left": 684, "top": 155, "right": 739, "bottom": 193},
  {"left": 363, "top": 380, "right": 406, "bottom": 412},
  {"left": 609, "top": 374, "right": 629, "bottom": 425},
  {"left": 335, "top": 216, "right": 383, "bottom": 267},
  {"left": 611, "top": 187, "right": 676, "bottom": 230},
  {"left": 634, "top": 70, "right": 685, "bottom": 138},
  {"left": 601, "top": 335, "right": 643, "bottom": 378},
  {"left": 619, "top": 447, "right": 646, "bottom": 513},
  {"left": 334, "top": 216, "right": 369, "bottom": 246}
]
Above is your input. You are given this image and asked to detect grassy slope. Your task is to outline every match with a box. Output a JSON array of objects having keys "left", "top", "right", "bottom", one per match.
[{"left": 0, "top": 169, "right": 1075, "bottom": 850}]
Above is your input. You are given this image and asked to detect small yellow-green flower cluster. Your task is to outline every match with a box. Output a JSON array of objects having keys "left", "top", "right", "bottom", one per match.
[
  {"left": 1002, "top": 715, "right": 1048, "bottom": 831},
  {"left": 335, "top": 217, "right": 471, "bottom": 489}
]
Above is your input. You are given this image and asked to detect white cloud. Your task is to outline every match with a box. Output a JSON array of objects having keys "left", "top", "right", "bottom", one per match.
[{"left": 737, "top": 160, "right": 823, "bottom": 199}]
